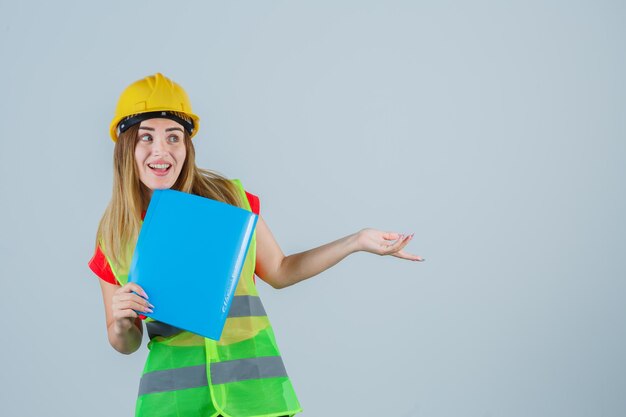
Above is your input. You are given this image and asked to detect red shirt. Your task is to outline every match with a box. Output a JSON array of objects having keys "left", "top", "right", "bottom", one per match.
[{"left": 88, "top": 190, "right": 260, "bottom": 285}]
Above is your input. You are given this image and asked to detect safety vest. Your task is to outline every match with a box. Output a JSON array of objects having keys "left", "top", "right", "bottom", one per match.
[{"left": 106, "top": 179, "right": 302, "bottom": 417}]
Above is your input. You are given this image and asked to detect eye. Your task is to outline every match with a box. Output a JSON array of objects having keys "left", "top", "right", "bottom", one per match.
[
  {"left": 168, "top": 134, "right": 181, "bottom": 143},
  {"left": 139, "top": 134, "right": 152, "bottom": 142}
]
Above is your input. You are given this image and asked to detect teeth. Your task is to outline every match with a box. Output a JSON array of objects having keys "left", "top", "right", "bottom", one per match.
[{"left": 149, "top": 163, "right": 171, "bottom": 169}]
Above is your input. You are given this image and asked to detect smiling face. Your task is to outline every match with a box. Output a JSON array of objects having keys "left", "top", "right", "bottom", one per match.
[{"left": 134, "top": 118, "right": 187, "bottom": 192}]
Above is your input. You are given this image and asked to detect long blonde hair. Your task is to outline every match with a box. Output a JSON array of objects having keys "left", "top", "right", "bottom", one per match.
[{"left": 95, "top": 124, "right": 244, "bottom": 272}]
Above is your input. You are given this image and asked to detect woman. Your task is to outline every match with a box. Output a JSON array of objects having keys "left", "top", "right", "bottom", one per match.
[{"left": 89, "top": 73, "right": 423, "bottom": 417}]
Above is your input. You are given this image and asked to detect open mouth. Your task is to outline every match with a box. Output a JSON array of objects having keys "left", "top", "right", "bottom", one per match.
[{"left": 148, "top": 163, "right": 172, "bottom": 175}]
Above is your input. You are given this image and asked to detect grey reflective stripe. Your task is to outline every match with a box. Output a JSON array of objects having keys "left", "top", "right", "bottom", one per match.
[
  {"left": 146, "top": 321, "right": 183, "bottom": 339},
  {"left": 228, "top": 295, "right": 267, "bottom": 318},
  {"left": 138, "top": 365, "right": 207, "bottom": 396},
  {"left": 210, "top": 356, "right": 288, "bottom": 385},
  {"left": 146, "top": 295, "right": 266, "bottom": 340}
]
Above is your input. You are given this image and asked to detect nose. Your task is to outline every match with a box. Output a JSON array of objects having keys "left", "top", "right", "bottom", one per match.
[{"left": 152, "top": 136, "right": 168, "bottom": 156}]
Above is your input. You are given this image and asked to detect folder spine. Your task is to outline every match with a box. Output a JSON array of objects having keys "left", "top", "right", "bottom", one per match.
[{"left": 221, "top": 214, "right": 258, "bottom": 314}]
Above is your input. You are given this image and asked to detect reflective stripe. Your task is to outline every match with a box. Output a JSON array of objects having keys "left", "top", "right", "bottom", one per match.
[
  {"left": 228, "top": 295, "right": 267, "bottom": 318},
  {"left": 146, "top": 296, "right": 266, "bottom": 339},
  {"left": 146, "top": 321, "right": 183, "bottom": 339},
  {"left": 210, "top": 356, "right": 288, "bottom": 385},
  {"left": 138, "top": 357, "right": 288, "bottom": 394},
  {"left": 138, "top": 365, "right": 207, "bottom": 396}
]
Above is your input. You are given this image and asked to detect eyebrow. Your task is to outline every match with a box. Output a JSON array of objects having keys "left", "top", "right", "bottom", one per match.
[{"left": 138, "top": 126, "right": 184, "bottom": 133}]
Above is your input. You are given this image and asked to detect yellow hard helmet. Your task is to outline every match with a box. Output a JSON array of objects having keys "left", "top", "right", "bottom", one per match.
[{"left": 109, "top": 73, "right": 200, "bottom": 142}]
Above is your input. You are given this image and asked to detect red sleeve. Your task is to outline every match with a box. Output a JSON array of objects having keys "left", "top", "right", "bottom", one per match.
[
  {"left": 88, "top": 244, "right": 147, "bottom": 318},
  {"left": 244, "top": 190, "right": 260, "bottom": 283},
  {"left": 245, "top": 191, "right": 260, "bottom": 215},
  {"left": 88, "top": 244, "right": 119, "bottom": 285}
]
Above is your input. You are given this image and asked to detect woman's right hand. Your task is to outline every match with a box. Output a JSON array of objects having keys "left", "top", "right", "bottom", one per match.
[{"left": 110, "top": 283, "right": 153, "bottom": 332}]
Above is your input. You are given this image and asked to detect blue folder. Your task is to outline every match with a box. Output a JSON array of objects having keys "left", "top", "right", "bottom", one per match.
[{"left": 128, "top": 189, "right": 258, "bottom": 340}]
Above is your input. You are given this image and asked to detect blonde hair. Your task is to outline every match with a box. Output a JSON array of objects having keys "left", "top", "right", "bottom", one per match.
[{"left": 95, "top": 124, "right": 244, "bottom": 272}]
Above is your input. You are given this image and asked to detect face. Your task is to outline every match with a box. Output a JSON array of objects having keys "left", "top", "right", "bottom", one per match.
[{"left": 134, "top": 118, "right": 187, "bottom": 192}]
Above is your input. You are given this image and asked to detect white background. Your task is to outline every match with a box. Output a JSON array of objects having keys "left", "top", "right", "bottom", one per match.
[{"left": 0, "top": 1, "right": 624, "bottom": 416}]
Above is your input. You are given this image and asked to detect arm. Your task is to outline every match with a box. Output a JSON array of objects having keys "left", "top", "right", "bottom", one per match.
[
  {"left": 255, "top": 215, "right": 422, "bottom": 289},
  {"left": 98, "top": 280, "right": 152, "bottom": 354}
]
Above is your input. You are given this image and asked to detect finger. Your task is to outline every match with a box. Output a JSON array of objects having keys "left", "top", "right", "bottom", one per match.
[
  {"left": 119, "top": 283, "right": 149, "bottom": 299},
  {"left": 394, "top": 233, "right": 415, "bottom": 251},
  {"left": 386, "top": 233, "right": 415, "bottom": 243},
  {"left": 117, "top": 292, "right": 153, "bottom": 303},
  {"left": 114, "top": 293, "right": 154, "bottom": 308},
  {"left": 382, "top": 232, "right": 403, "bottom": 241},
  {"left": 392, "top": 250, "right": 424, "bottom": 262},
  {"left": 383, "top": 234, "right": 411, "bottom": 253},
  {"left": 114, "top": 299, "right": 154, "bottom": 313},
  {"left": 379, "top": 234, "right": 404, "bottom": 249},
  {"left": 114, "top": 305, "right": 151, "bottom": 319}
]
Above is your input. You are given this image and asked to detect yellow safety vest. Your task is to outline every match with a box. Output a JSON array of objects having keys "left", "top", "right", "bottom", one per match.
[{"left": 106, "top": 179, "right": 302, "bottom": 417}]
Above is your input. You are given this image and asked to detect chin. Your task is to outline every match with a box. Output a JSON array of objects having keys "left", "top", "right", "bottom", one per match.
[
  {"left": 141, "top": 179, "right": 176, "bottom": 191},
  {"left": 152, "top": 183, "right": 175, "bottom": 190}
]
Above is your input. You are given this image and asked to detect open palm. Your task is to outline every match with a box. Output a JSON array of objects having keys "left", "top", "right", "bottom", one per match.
[{"left": 356, "top": 228, "right": 423, "bottom": 261}]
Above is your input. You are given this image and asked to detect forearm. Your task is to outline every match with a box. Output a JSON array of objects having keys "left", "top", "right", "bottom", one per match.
[
  {"left": 107, "top": 318, "right": 142, "bottom": 354},
  {"left": 274, "top": 232, "right": 360, "bottom": 288}
]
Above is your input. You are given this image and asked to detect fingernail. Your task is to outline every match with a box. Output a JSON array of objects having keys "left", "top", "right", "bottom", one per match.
[
  {"left": 148, "top": 303, "right": 155, "bottom": 308},
  {"left": 145, "top": 308, "right": 153, "bottom": 313},
  {"left": 143, "top": 292, "right": 149, "bottom": 299}
]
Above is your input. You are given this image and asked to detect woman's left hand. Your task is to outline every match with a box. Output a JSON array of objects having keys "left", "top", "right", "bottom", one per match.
[{"left": 355, "top": 228, "right": 424, "bottom": 262}]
